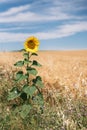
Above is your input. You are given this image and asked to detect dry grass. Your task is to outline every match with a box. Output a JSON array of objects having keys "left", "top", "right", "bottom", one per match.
[{"left": 0, "top": 50, "right": 87, "bottom": 130}]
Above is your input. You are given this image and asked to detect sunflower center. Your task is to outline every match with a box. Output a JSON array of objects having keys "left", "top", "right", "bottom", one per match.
[{"left": 28, "top": 40, "right": 35, "bottom": 49}]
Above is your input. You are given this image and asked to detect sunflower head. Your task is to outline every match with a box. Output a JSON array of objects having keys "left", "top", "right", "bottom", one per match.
[{"left": 24, "top": 36, "right": 40, "bottom": 53}]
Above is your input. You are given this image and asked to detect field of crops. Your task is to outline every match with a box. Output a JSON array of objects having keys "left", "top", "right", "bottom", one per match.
[{"left": 0, "top": 50, "right": 87, "bottom": 130}]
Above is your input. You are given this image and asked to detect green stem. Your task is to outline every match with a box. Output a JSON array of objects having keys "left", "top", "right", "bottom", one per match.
[{"left": 26, "top": 52, "right": 30, "bottom": 85}]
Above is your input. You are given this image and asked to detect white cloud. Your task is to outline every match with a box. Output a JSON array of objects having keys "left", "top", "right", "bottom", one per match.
[
  {"left": 0, "top": 5, "right": 30, "bottom": 16},
  {"left": 35, "top": 21, "right": 87, "bottom": 39},
  {"left": 0, "top": 2, "right": 80, "bottom": 23},
  {"left": 0, "top": 0, "right": 87, "bottom": 46},
  {"left": 0, "top": 0, "right": 86, "bottom": 24},
  {"left": 0, "top": 21, "right": 87, "bottom": 42},
  {"left": 0, "top": 11, "right": 72, "bottom": 23},
  {"left": 58, "top": 22, "right": 87, "bottom": 34}
]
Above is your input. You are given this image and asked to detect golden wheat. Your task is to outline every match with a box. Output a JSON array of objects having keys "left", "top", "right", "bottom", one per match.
[{"left": 0, "top": 50, "right": 87, "bottom": 99}]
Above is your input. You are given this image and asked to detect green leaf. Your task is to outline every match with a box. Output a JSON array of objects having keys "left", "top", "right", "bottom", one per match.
[
  {"left": 19, "top": 75, "right": 27, "bottom": 82},
  {"left": 32, "top": 60, "right": 42, "bottom": 67},
  {"left": 20, "top": 49, "right": 26, "bottom": 52},
  {"left": 35, "top": 93, "right": 44, "bottom": 105},
  {"left": 22, "top": 85, "right": 29, "bottom": 94},
  {"left": 14, "top": 61, "right": 24, "bottom": 67},
  {"left": 23, "top": 53, "right": 29, "bottom": 59},
  {"left": 24, "top": 58, "right": 32, "bottom": 64},
  {"left": 31, "top": 53, "right": 38, "bottom": 56},
  {"left": 36, "top": 78, "right": 44, "bottom": 88},
  {"left": 28, "top": 86, "right": 37, "bottom": 98},
  {"left": 22, "top": 85, "right": 37, "bottom": 98},
  {"left": 16, "top": 71, "right": 23, "bottom": 79},
  {"left": 33, "top": 76, "right": 44, "bottom": 88},
  {"left": 36, "top": 76, "right": 42, "bottom": 81},
  {"left": 27, "top": 67, "right": 38, "bottom": 76},
  {"left": 7, "top": 87, "right": 20, "bottom": 101},
  {"left": 20, "top": 104, "right": 32, "bottom": 119},
  {"left": 15, "top": 71, "right": 27, "bottom": 82}
]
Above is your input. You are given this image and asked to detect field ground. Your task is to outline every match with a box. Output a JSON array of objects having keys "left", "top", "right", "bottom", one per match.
[
  {"left": 0, "top": 50, "right": 87, "bottom": 130},
  {"left": 0, "top": 50, "right": 87, "bottom": 98}
]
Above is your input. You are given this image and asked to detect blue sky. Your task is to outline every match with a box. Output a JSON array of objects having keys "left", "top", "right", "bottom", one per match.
[{"left": 0, "top": 0, "right": 87, "bottom": 51}]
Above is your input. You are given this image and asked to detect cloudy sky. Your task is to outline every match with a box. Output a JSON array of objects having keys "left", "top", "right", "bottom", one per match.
[{"left": 0, "top": 0, "right": 87, "bottom": 51}]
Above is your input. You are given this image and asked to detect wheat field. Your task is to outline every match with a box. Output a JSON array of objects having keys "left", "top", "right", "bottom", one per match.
[
  {"left": 0, "top": 50, "right": 87, "bottom": 129},
  {"left": 0, "top": 50, "right": 87, "bottom": 99}
]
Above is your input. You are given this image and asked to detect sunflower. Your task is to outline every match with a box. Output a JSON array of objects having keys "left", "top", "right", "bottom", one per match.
[{"left": 24, "top": 36, "right": 40, "bottom": 52}]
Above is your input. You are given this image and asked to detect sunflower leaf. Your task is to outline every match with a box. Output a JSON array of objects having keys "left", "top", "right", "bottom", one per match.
[
  {"left": 32, "top": 60, "right": 42, "bottom": 67},
  {"left": 20, "top": 49, "right": 26, "bottom": 52},
  {"left": 15, "top": 71, "right": 27, "bottom": 82},
  {"left": 32, "top": 76, "right": 44, "bottom": 88},
  {"left": 23, "top": 53, "right": 29, "bottom": 59},
  {"left": 24, "top": 58, "right": 32, "bottom": 64},
  {"left": 7, "top": 87, "right": 21, "bottom": 101},
  {"left": 27, "top": 67, "right": 38, "bottom": 76},
  {"left": 16, "top": 71, "right": 23, "bottom": 79},
  {"left": 34, "top": 93, "right": 44, "bottom": 105},
  {"left": 22, "top": 85, "right": 37, "bottom": 98},
  {"left": 31, "top": 53, "right": 38, "bottom": 56},
  {"left": 14, "top": 61, "right": 24, "bottom": 67},
  {"left": 20, "top": 104, "right": 32, "bottom": 119}
]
